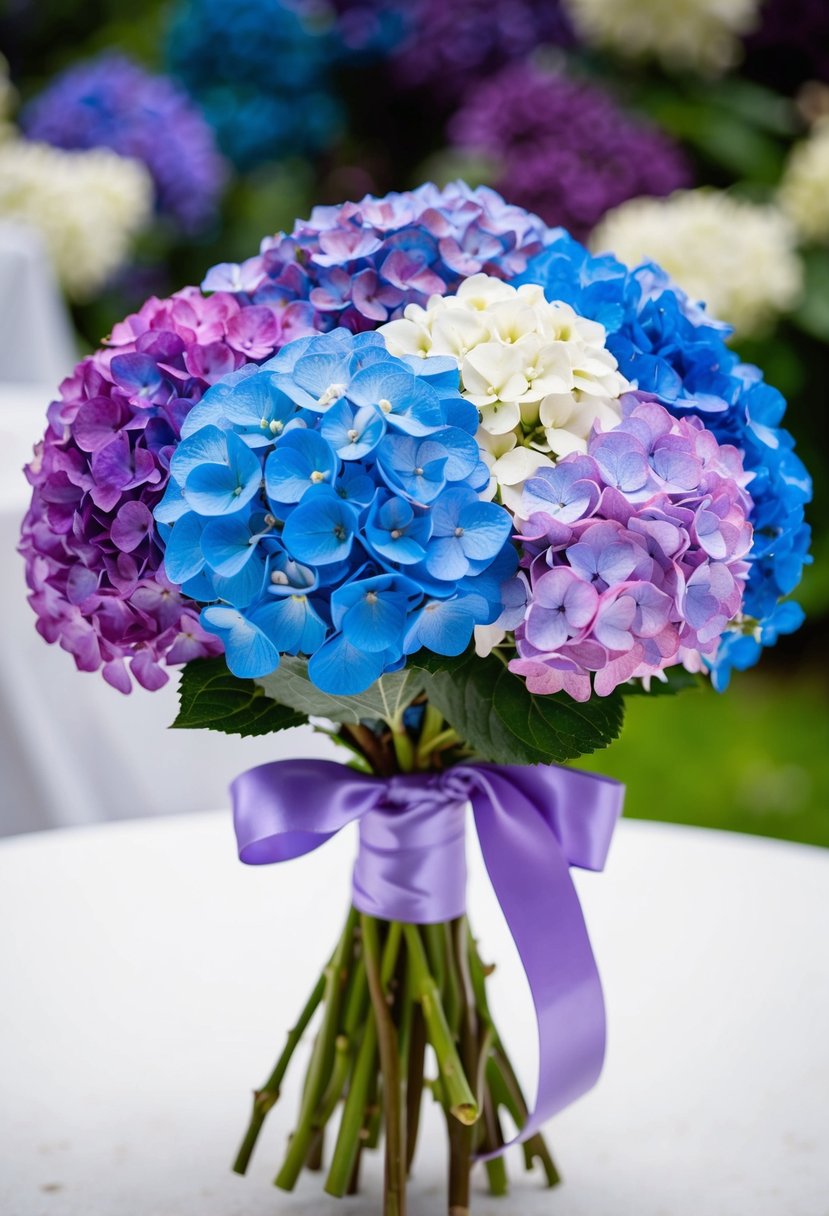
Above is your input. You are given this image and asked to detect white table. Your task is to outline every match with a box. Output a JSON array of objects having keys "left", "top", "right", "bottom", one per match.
[
  {"left": 1, "top": 386, "right": 338, "bottom": 835},
  {"left": 0, "top": 222, "right": 76, "bottom": 387},
  {"left": 1, "top": 815, "right": 827, "bottom": 1216}
]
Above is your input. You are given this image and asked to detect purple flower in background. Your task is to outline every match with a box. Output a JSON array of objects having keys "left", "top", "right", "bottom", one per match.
[
  {"left": 22, "top": 53, "right": 226, "bottom": 234},
  {"left": 510, "top": 393, "right": 754, "bottom": 701},
  {"left": 19, "top": 184, "right": 549, "bottom": 691},
  {"left": 383, "top": 0, "right": 575, "bottom": 102},
  {"left": 449, "top": 64, "right": 690, "bottom": 240}
]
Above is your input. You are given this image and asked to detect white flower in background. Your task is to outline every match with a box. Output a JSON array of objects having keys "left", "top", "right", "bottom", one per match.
[
  {"left": 380, "top": 274, "right": 627, "bottom": 510},
  {"left": 0, "top": 137, "right": 152, "bottom": 300},
  {"left": 591, "top": 189, "right": 802, "bottom": 340},
  {"left": 562, "top": 0, "right": 760, "bottom": 73},
  {"left": 779, "top": 120, "right": 829, "bottom": 245}
]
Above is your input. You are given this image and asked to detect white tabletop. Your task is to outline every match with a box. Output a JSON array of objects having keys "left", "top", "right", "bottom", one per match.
[{"left": 1, "top": 813, "right": 828, "bottom": 1216}]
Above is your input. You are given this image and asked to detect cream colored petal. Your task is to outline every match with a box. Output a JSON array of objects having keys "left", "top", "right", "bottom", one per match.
[
  {"left": 544, "top": 428, "right": 589, "bottom": 458},
  {"left": 478, "top": 399, "right": 522, "bottom": 435},
  {"left": 492, "top": 445, "right": 554, "bottom": 487},
  {"left": 379, "top": 318, "right": 429, "bottom": 356}
]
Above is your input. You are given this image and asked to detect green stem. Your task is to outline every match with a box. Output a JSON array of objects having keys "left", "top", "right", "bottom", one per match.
[
  {"left": 442, "top": 922, "right": 462, "bottom": 1034},
  {"left": 404, "top": 1000, "right": 426, "bottom": 1173},
  {"left": 481, "top": 1086, "right": 508, "bottom": 1196},
  {"left": 422, "top": 923, "right": 447, "bottom": 993},
  {"left": 487, "top": 1051, "right": 560, "bottom": 1188},
  {"left": 391, "top": 726, "right": 415, "bottom": 772},
  {"left": 274, "top": 909, "right": 357, "bottom": 1191},
  {"left": 362, "top": 916, "right": 406, "bottom": 1216},
  {"left": 232, "top": 969, "right": 327, "bottom": 1175},
  {"left": 325, "top": 919, "right": 400, "bottom": 1197},
  {"left": 403, "top": 924, "right": 478, "bottom": 1127},
  {"left": 447, "top": 918, "right": 477, "bottom": 1216}
]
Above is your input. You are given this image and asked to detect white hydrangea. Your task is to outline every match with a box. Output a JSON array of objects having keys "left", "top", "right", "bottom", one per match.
[
  {"left": 591, "top": 189, "right": 802, "bottom": 339},
  {"left": 379, "top": 273, "right": 628, "bottom": 511},
  {"left": 562, "top": 0, "right": 760, "bottom": 74},
  {"left": 778, "top": 120, "right": 829, "bottom": 245},
  {"left": 0, "top": 137, "right": 152, "bottom": 300}
]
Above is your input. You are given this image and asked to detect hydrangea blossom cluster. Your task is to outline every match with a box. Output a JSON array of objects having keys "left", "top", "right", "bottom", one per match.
[
  {"left": 562, "top": 0, "right": 760, "bottom": 73},
  {"left": 448, "top": 65, "right": 690, "bottom": 242},
  {"left": 21, "top": 53, "right": 225, "bottom": 235},
  {"left": 385, "top": 0, "right": 574, "bottom": 102},
  {"left": 166, "top": 0, "right": 346, "bottom": 169},
  {"left": 155, "top": 330, "right": 516, "bottom": 693},
  {"left": 204, "top": 182, "right": 550, "bottom": 329},
  {"left": 19, "top": 184, "right": 548, "bottom": 691},
  {"left": 510, "top": 395, "right": 754, "bottom": 700},
  {"left": 0, "top": 136, "right": 152, "bottom": 299},
  {"left": 513, "top": 233, "right": 812, "bottom": 685},
  {"left": 380, "top": 274, "right": 628, "bottom": 510},
  {"left": 591, "top": 190, "right": 802, "bottom": 340},
  {"left": 778, "top": 119, "right": 829, "bottom": 245}
]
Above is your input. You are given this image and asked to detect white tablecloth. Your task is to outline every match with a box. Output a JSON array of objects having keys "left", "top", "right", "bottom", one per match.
[
  {"left": 0, "top": 222, "right": 76, "bottom": 386},
  {"left": 0, "top": 385, "right": 337, "bottom": 837},
  {"left": 1, "top": 815, "right": 827, "bottom": 1215}
]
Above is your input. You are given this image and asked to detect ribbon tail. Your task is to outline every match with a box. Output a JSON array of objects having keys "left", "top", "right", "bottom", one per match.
[{"left": 469, "top": 770, "right": 608, "bottom": 1152}]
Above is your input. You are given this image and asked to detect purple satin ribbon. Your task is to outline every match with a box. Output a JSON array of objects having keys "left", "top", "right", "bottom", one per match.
[{"left": 231, "top": 758, "right": 623, "bottom": 1147}]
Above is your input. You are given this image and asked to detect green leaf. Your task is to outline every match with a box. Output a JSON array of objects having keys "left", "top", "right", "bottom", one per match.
[
  {"left": 173, "top": 658, "right": 306, "bottom": 737},
  {"left": 410, "top": 651, "right": 624, "bottom": 765},
  {"left": 257, "top": 657, "right": 426, "bottom": 727}
]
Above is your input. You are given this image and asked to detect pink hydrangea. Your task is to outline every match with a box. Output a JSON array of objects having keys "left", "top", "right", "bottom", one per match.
[{"left": 509, "top": 394, "right": 754, "bottom": 701}]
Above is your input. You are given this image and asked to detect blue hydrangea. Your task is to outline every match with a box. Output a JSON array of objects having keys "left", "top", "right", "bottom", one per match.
[
  {"left": 512, "top": 236, "right": 813, "bottom": 687},
  {"left": 154, "top": 329, "right": 516, "bottom": 693},
  {"left": 166, "top": 0, "right": 345, "bottom": 169}
]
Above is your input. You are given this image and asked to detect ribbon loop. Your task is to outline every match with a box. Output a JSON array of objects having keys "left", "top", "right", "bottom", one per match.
[{"left": 231, "top": 757, "right": 624, "bottom": 1147}]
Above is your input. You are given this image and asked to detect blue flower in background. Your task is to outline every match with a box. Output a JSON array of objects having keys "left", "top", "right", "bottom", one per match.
[
  {"left": 165, "top": 0, "right": 362, "bottom": 169},
  {"left": 512, "top": 234, "right": 812, "bottom": 684},
  {"left": 155, "top": 329, "right": 517, "bottom": 693},
  {"left": 22, "top": 53, "right": 225, "bottom": 234}
]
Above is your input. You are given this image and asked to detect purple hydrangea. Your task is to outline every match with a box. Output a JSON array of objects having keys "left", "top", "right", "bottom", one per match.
[
  {"left": 22, "top": 53, "right": 226, "bottom": 235},
  {"left": 510, "top": 394, "right": 754, "bottom": 701},
  {"left": 385, "top": 0, "right": 575, "bottom": 103},
  {"left": 20, "top": 184, "right": 550, "bottom": 692},
  {"left": 203, "top": 181, "right": 551, "bottom": 328},
  {"left": 449, "top": 65, "right": 691, "bottom": 241}
]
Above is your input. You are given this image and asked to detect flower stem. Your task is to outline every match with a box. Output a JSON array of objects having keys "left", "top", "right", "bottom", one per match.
[
  {"left": 447, "top": 918, "right": 477, "bottom": 1216},
  {"left": 487, "top": 1051, "right": 560, "bottom": 1187},
  {"left": 274, "top": 909, "right": 357, "bottom": 1191},
  {"left": 362, "top": 916, "right": 406, "bottom": 1216},
  {"left": 232, "top": 968, "right": 327, "bottom": 1175},
  {"left": 325, "top": 918, "right": 400, "bottom": 1197},
  {"left": 405, "top": 995, "right": 426, "bottom": 1172},
  {"left": 403, "top": 924, "right": 478, "bottom": 1127}
]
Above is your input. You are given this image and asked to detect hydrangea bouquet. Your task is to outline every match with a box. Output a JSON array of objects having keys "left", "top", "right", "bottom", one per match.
[{"left": 21, "top": 184, "right": 811, "bottom": 1215}]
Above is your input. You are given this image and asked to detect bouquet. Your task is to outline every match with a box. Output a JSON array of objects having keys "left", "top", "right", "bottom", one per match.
[{"left": 20, "top": 183, "right": 811, "bottom": 1214}]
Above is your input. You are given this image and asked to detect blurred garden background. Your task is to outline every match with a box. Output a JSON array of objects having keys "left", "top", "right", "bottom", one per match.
[{"left": 1, "top": 0, "right": 827, "bottom": 845}]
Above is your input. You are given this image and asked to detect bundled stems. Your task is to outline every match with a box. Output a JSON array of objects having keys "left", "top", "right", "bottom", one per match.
[
  {"left": 233, "top": 906, "right": 561, "bottom": 1210},
  {"left": 233, "top": 710, "right": 560, "bottom": 1211}
]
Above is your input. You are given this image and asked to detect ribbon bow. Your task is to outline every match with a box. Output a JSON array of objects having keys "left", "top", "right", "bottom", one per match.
[{"left": 232, "top": 758, "right": 623, "bottom": 1144}]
